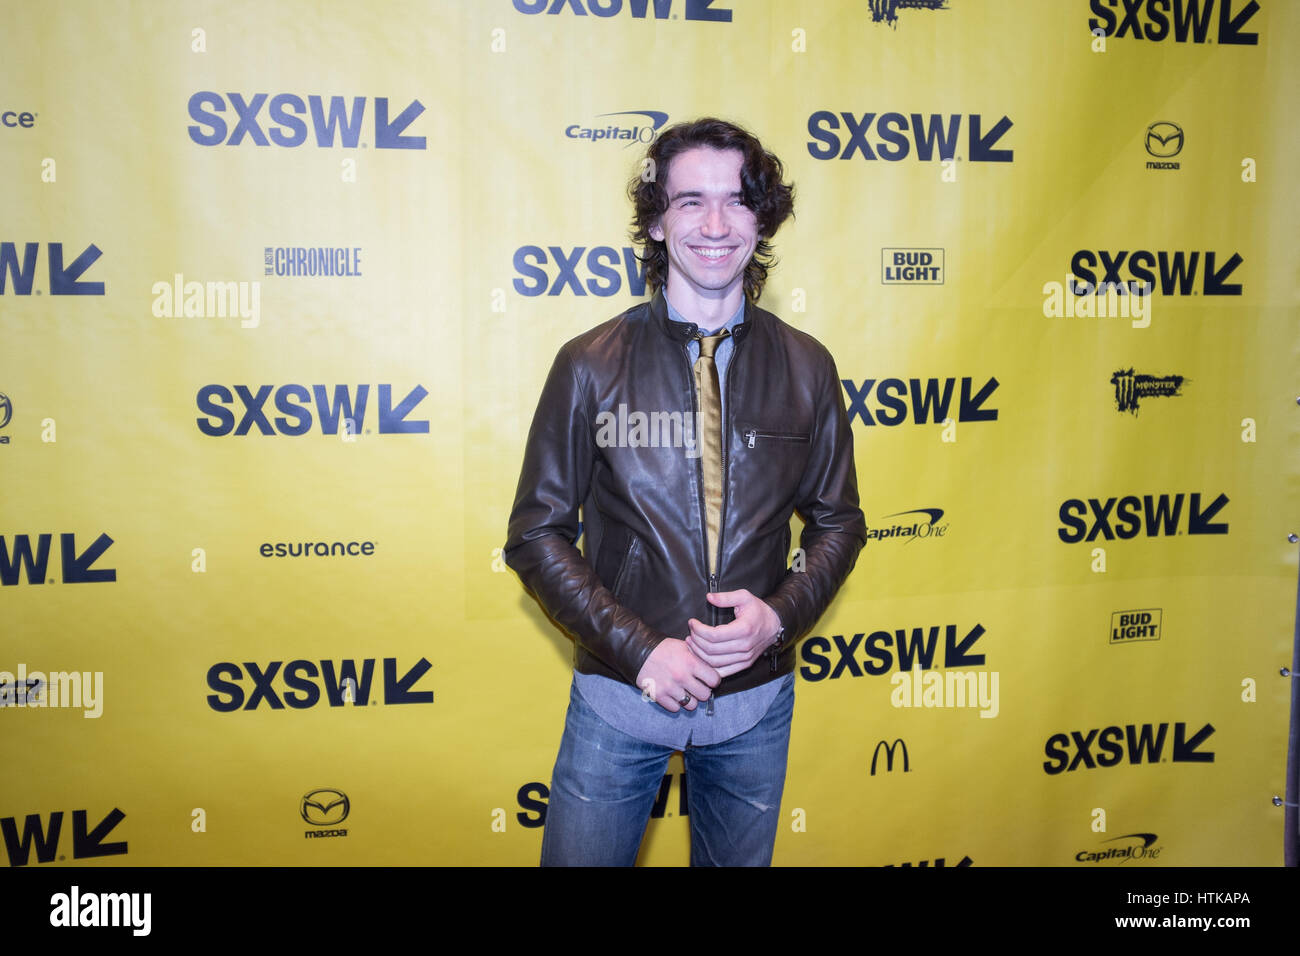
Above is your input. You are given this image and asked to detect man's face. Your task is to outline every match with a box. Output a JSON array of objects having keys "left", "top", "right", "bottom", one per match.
[{"left": 649, "top": 147, "right": 759, "bottom": 308}]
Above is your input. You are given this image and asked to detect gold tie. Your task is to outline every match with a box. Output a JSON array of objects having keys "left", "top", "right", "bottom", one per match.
[{"left": 694, "top": 330, "right": 730, "bottom": 577}]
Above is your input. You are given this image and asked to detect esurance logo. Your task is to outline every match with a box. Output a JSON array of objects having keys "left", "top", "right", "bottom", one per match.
[
  {"left": 842, "top": 377, "right": 998, "bottom": 427},
  {"left": 0, "top": 392, "right": 10, "bottom": 445},
  {"left": 0, "top": 534, "right": 116, "bottom": 586},
  {"left": 1043, "top": 721, "right": 1214, "bottom": 773},
  {"left": 195, "top": 384, "right": 429, "bottom": 436},
  {"left": 1057, "top": 492, "right": 1228, "bottom": 542},
  {"left": 1088, "top": 0, "right": 1259, "bottom": 45},
  {"left": 566, "top": 110, "right": 668, "bottom": 146},
  {"left": 1, "top": 808, "right": 126, "bottom": 866},
  {"left": 1, "top": 109, "right": 36, "bottom": 129},
  {"left": 1069, "top": 249, "right": 1242, "bottom": 296},
  {"left": 807, "top": 111, "right": 1013, "bottom": 162},
  {"left": 187, "top": 93, "right": 426, "bottom": 149},
  {"left": 206, "top": 657, "right": 434, "bottom": 711},
  {"left": 513, "top": 245, "right": 647, "bottom": 297},
  {"left": 0, "top": 242, "right": 104, "bottom": 295},
  {"left": 512, "top": 0, "right": 732, "bottom": 21}
]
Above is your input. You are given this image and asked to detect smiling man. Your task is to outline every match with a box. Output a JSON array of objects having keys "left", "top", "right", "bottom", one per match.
[{"left": 505, "top": 117, "right": 865, "bottom": 866}]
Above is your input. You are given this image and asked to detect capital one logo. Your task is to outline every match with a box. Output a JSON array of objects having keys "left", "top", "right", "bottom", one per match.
[
  {"left": 301, "top": 789, "right": 350, "bottom": 826},
  {"left": 870, "top": 738, "right": 910, "bottom": 775}
]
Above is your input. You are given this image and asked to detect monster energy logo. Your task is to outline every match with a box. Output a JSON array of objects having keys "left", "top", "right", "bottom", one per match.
[{"left": 1111, "top": 369, "right": 1184, "bottom": 414}]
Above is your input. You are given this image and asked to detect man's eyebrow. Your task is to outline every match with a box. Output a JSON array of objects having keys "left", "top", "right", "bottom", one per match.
[{"left": 668, "top": 189, "right": 745, "bottom": 202}]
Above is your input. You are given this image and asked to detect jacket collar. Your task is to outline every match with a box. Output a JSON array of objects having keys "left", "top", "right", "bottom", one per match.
[{"left": 651, "top": 287, "right": 755, "bottom": 345}]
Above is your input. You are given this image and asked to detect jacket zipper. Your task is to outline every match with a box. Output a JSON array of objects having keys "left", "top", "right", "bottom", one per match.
[
  {"left": 686, "top": 333, "right": 738, "bottom": 718},
  {"left": 707, "top": 330, "right": 748, "bottom": 716},
  {"left": 744, "top": 428, "right": 810, "bottom": 448}
]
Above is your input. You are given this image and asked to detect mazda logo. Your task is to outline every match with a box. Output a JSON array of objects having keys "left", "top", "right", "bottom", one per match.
[
  {"left": 1145, "top": 122, "right": 1184, "bottom": 158},
  {"left": 301, "top": 788, "right": 350, "bottom": 826}
]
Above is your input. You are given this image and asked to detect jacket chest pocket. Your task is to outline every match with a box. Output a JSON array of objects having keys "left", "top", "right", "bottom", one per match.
[
  {"left": 739, "top": 425, "right": 811, "bottom": 449},
  {"left": 735, "top": 422, "right": 813, "bottom": 490}
]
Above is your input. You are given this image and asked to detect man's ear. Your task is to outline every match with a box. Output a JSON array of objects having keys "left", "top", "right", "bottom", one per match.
[{"left": 649, "top": 220, "right": 664, "bottom": 242}]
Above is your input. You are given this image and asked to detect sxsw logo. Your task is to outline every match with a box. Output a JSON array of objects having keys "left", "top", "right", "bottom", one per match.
[
  {"left": 0, "top": 534, "right": 116, "bottom": 586},
  {"left": 807, "top": 111, "right": 1013, "bottom": 162},
  {"left": 1088, "top": 0, "right": 1258, "bottom": 45},
  {"left": 870, "top": 738, "right": 910, "bottom": 775},
  {"left": 1069, "top": 250, "right": 1241, "bottom": 296},
  {"left": 513, "top": 245, "right": 648, "bottom": 297},
  {"left": 187, "top": 93, "right": 426, "bottom": 149},
  {"left": 195, "top": 384, "right": 430, "bottom": 436},
  {"left": 842, "top": 377, "right": 998, "bottom": 427},
  {"left": 800, "top": 623, "right": 985, "bottom": 681},
  {"left": 886, "top": 855, "right": 973, "bottom": 868},
  {"left": 0, "top": 242, "right": 104, "bottom": 295},
  {"left": 205, "top": 657, "right": 434, "bottom": 711},
  {"left": 1043, "top": 721, "right": 1215, "bottom": 773},
  {"left": 511, "top": 0, "right": 732, "bottom": 21},
  {"left": 1111, "top": 608, "right": 1162, "bottom": 643},
  {"left": 1, "top": 808, "right": 126, "bottom": 867},
  {"left": 516, "top": 771, "right": 687, "bottom": 828},
  {"left": 1057, "top": 492, "right": 1228, "bottom": 542}
]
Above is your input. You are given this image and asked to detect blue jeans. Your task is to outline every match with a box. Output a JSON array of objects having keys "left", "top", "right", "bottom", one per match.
[{"left": 540, "top": 675, "right": 794, "bottom": 866}]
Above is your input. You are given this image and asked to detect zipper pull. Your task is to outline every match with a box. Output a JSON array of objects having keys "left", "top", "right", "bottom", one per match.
[{"left": 745, "top": 428, "right": 756, "bottom": 448}]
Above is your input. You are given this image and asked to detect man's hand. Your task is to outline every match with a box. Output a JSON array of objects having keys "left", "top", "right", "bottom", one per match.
[
  {"left": 686, "top": 590, "right": 783, "bottom": 678},
  {"left": 636, "top": 638, "right": 720, "bottom": 713}
]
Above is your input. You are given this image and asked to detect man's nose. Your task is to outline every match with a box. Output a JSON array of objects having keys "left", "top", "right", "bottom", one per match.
[{"left": 702, "top": 204, "right": 729, "bottom": 237}]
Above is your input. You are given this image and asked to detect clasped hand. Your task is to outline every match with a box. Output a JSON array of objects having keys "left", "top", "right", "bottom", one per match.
[{"left": 635, "top": 589, "right": 782, "bottom": 712}]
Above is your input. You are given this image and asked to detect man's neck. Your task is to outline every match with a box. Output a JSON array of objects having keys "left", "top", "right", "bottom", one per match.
[{"left": 663, "top": 284, "right": 745, "bottom": 332}]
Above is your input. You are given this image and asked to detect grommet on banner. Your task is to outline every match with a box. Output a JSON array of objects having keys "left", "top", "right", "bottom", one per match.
[
  {"left": 1273, "top": 796, "right": 1299, "bottom": 808},
  {"left": 1281, "top": 667, "right": 1293, "bottom": 677},
  {"left": 1289, "top": 533, "right": 1298, "bottom": 543}
]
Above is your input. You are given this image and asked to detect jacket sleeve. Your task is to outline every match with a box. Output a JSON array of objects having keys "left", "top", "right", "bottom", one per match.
[
  {"left": 503, "top": 344, "right": 670, "bottom": 684},
  {"left": 762, "top": 352, "right": 866, "bottom": 642}
]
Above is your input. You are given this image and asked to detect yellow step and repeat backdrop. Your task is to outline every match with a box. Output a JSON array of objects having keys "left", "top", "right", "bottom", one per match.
[{"left": 2, "top": 0, "right": 1297, "bottom": 867}]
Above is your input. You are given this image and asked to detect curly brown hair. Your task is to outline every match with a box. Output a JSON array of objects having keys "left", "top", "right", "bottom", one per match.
[{"left": 628, "top": 117, "right": 795, "bottom": 303}]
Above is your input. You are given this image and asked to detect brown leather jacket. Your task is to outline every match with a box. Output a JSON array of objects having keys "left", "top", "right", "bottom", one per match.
[{"left": 505, "top": 289, "right": 865, "bottom": 696}]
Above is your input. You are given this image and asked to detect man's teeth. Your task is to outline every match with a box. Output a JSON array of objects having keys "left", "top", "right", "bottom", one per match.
[{"left": 694, "top": 247, "right": 731, "bottom": 259}]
